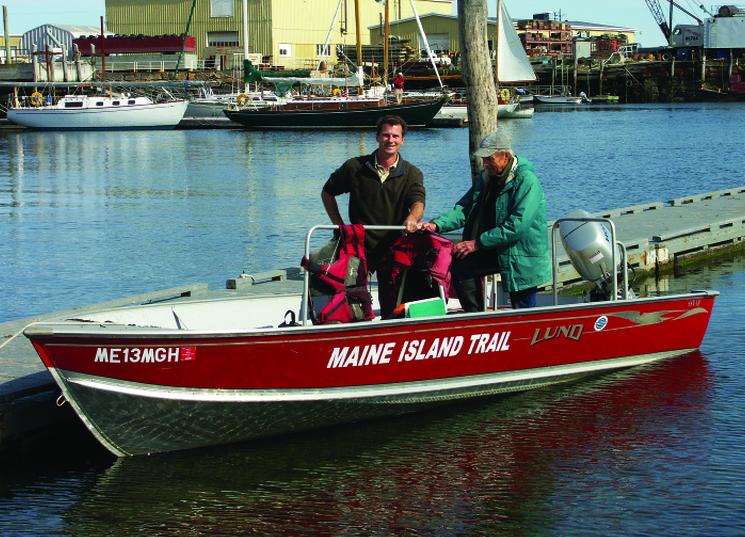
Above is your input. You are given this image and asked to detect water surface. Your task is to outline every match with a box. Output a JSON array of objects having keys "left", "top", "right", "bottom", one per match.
[{"left": 1, "top": 103, "right": 744, "bottom": 535}]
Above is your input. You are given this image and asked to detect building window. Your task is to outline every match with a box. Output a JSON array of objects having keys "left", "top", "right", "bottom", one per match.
[
  {"left": 210, "top": 0, "right": 233, "bottom": 17},
  {"left": 207, "top": 31, "right": 239, "bottom": 47},
  {"left": 316, "top": 44, "right": 331, "bottom": 57},
  {"left": 279, "top": 43, "right": 292, "bottom": 56}
]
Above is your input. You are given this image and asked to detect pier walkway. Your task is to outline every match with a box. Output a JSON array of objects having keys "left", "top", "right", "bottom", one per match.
[{"left": 1, "top": 186, "right": 744, "bottom": 448}]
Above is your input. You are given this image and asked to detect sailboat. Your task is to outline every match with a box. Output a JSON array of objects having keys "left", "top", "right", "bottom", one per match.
[
  {"left": 224, "top": 0, "right": 447, "bottom": 129},
  {"left": 7, "top": 92, "right": 188, "bottom": 130},
  {"left": 438, "top": 1, "right": 537, "bottom": 120},
  {"left": 6, "top": 17, "right": 187, "bottom": 131}
]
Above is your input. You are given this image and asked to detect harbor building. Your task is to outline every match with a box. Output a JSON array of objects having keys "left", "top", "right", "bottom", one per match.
[
  {"left": 104, "top": 0, "right": 453, "bottom": 70},
  {"left": 0, "top": 34, "right": 21, "bottom": 64},
  {"left": 18, "top": 25, "right": 113, "bottom": 60},
  {"left": 368, "top": 13, "right": 637, "bottom": 59}
]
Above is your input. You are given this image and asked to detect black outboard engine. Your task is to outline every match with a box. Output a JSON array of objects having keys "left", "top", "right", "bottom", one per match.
[{"left": 558, "top": 210, "right": 634, "bottom": 301}]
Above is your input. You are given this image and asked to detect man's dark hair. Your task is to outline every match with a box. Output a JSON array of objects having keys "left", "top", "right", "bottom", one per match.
[{"left": 376, "top": 115, "right": 408, "bottom": 137}]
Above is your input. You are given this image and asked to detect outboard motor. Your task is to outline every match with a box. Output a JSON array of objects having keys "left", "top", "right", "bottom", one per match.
[{"left": 558, "top": 209, "right": 634, "bottom": 301}]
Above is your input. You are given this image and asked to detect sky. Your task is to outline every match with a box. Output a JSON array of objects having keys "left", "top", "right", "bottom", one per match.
[{"left": 2, "top": 0, "right": 710, "bottom": 48}]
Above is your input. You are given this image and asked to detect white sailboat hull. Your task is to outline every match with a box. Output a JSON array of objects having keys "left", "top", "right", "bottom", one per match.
[
  {"left": 7, "top": 100, "right": 188, "bottom": 130},
  {"left": 436, "top": 103, "right": 532, "bottom": 120}
]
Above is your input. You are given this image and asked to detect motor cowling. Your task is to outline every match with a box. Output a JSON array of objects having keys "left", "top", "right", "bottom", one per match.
[{"left": 558, "top": 209, "right": 620, "bottom": 289}]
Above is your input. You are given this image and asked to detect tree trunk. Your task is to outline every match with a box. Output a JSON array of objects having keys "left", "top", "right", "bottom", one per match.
[{"left": 457, "top": 0, "right": 497, "bottom": 183}]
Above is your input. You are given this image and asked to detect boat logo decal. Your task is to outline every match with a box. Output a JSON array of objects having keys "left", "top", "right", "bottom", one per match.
[
  {"left": 594, "top": 316, "right": 609, "bottom": 332},
  {"left": 327, "top": 331, "right": 511, "bottom": 369},
  {"left": 608, "top": 308, "right": 707, "bottom": 326},
  {"left": 94, "top": 346, "right": 196, "bottom": 364},
  {"left": 530, "top": 324, "right": 583, "bottom": 346}
]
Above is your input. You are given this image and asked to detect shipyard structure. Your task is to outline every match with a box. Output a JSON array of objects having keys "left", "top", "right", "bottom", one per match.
[{"left": 3, "top": 1, "right": 745, "bottom": 101}]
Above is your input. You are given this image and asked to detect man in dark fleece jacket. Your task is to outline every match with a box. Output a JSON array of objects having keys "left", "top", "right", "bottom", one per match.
[{"left": 322, "top": 115, "right": 425, "bottom": 319}]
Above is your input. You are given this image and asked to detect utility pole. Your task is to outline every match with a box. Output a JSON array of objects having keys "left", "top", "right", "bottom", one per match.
[
  {"left": 3, "top": 5, "right": 11, "bottom": 65},
  {"left": 458, "top": 0, "right": 496, "bottom": 183},
  {"left": 384, "top": 0, "right": 390, "bottom": 87}
]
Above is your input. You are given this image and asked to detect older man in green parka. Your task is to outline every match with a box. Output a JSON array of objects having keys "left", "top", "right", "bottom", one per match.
[{"left": 421, "top": 131, "right": 551, "bottom": 311}]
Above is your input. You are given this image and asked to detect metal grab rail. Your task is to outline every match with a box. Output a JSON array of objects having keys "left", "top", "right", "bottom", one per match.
[
  {"left": 550, "top": 217, "right": 628, "bottom": 306},
  {"left": 302, "top": 224, "right": 407, "bottom": 326}
]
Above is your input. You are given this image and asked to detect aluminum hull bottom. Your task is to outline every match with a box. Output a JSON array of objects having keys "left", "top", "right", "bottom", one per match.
[{"left": 54, "top": 349, "right": 690, "bottom": 456}]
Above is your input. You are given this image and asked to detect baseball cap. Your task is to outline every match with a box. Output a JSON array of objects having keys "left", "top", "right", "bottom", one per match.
[{"left": 472, "top": 131, "right": 512, "bottom": 158}]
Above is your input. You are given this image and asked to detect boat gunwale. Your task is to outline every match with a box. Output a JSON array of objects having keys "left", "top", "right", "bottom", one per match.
[{"left": 23, "top": 289, "right": 719, "bottom": 341}]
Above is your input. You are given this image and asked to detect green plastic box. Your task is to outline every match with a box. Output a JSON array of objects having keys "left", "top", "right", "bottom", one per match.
[{"left": 405, "top": 297, "right": 447, "bottom": 318}]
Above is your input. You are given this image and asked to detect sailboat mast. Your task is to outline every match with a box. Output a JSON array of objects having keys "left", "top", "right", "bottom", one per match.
[
  {"left": 408, "top": 0, "right": 442, "bottom": 88},
  {"left": 100, "top": 16, "right": 106, "bottom": 84},
  {"left": 384, "top": 0, "right": 390, "bottom": 87},
  {"left": 175, "top": 0, "right": 197, "bottom": 76},
  {"left": 495, "top": 0, "right": 501, "bottom": 127},
  {"left": 354, "top": 0, "right": 363, "bottom": 95},
  {"left": 495, "top": 0, "right": 501, "bottom": 89},
  {"left": 242, "top": 0, "right": 249, "bottom": 92}
]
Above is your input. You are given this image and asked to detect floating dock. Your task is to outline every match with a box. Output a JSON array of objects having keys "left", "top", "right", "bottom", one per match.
[{"left": 1, "top": 186, "right": 744, "bottom": 449}]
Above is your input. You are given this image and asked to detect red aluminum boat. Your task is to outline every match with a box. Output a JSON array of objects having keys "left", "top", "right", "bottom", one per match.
[{"left": 24, "top": 221, "right": 718, "bottom": 456}]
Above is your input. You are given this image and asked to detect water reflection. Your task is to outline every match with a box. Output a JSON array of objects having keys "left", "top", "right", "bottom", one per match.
[{"left": 55, "top": 353, "right": 711, "bottom": 535}]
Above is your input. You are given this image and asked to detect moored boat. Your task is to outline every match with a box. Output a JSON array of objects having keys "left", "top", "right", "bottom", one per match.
[
  {"left": 185, "top": 87, "right": 281, "bottom": 118},
  {"left": 224, "top": 95, "right": 448, "bottom": 129},
  {"left": 533, "top": 94, "right": 590, "bottom": 105},
  {"left": 24, "top": 219, "right": 718, "bottom": 456},
  {"left": 437, "top": 102, "right": 534, "bottom": 120},
  {"left": 7, "top": 93, "right": 188, "bottom": 130}
]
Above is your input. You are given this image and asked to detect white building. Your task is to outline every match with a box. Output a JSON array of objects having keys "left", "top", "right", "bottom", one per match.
[{"left": 20, "top": 24, "right": 114, "bottom": 59}]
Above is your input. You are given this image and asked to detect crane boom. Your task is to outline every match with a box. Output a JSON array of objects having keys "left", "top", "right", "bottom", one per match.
[
  {"left": 644, "top": 0, "right": 703, "bottom": 44},
  {"left": 645, "top": 0, "right": 672, "bottom": 42}
]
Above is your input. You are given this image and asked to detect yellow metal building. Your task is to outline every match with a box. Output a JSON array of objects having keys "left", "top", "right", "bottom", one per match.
[
  {"left": 105, "top": 0, "right": 453, "bottom": 69},
  {"left": 370, "top": 13, "right": 461, "bottom": 53},
  {"left": 0, "top": 35, "right": 22, "bottom": 64},
  {"left": 566, "top": 21, "right": 637, "bottom": 45}
]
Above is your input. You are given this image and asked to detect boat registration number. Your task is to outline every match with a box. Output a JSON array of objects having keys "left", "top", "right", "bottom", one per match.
[{"left": 94, "top": 346, "right": 196, "bottom": 364}]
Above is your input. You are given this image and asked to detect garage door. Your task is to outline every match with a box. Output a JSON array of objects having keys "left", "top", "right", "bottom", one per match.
[{"left": 424, "top": 33, "right": 451, "bottom": 53}]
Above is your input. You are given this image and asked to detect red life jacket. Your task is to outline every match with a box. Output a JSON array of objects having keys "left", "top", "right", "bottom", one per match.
[
  {"left": 386, "top": 232, "right": 453, "bottom": 310},
  {"left": 301, "top": 224, "right": 375, "bottom": 324}
]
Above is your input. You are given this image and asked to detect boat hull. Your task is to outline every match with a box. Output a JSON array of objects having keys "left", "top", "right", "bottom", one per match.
[
  {"left": 6, "top": 100, "right": 188, "bottom": 130},
  {"left": 26, "top": 291, "right": 716, "bottom": 456},
  {"left": 437, "top": 103, "right": 533, "bottom": 120},
  {"left": 224, "top": 97, "right": 446, "bottom": 128},
  {"left": 533, "top": 95, "right": 584, "bottom": 105}
]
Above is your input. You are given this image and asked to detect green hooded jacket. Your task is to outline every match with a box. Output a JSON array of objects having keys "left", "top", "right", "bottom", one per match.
[{"left": 432, "top": 157, "right": 551, "bottom": 293}]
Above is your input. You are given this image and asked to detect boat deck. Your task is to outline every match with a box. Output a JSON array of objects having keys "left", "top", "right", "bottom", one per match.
[{"left": 1, "top": 185, "right": 744, "bottom": 448}]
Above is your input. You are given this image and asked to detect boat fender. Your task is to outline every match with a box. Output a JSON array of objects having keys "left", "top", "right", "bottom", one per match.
[
  {"left": 30, "top": 91, "right": 44, "bottom": 107},
  {"left": 278, "top": 310, "right": 300, "bottom": 327},
  {"left": 332, "top": 88, "right": 342, "bottom": 97},
  {"left": 500, "top": 88, "right": 511, "bottom": 102},
  {"left": 236, "top": 93, "right": 250, "bottom": 106}
]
